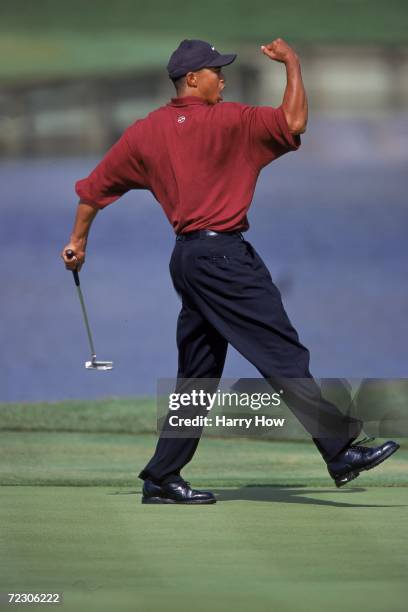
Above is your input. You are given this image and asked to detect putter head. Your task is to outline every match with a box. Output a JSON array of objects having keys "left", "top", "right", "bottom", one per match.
[{"left": 85, "top": 359, "right": 113, "bottom": 371}]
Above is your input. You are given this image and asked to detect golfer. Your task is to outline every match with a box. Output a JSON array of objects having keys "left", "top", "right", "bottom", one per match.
[{"left": 62, "top": 38, "right": 399, "bottom": 504}]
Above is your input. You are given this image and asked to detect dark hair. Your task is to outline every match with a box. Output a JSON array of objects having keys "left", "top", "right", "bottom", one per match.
[{"left": 171, "top": 74, "right": 187, "bottom": 94}]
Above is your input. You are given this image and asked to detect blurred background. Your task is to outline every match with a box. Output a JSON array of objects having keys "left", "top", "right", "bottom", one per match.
[{"left": 1, "top": 0, "right": 407, "bottom": 402}]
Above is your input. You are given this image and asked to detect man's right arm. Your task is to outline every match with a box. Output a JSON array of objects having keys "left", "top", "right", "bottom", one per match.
[
  {"left": 61, "top": 122, "right": 148, "bottom": 272},
  {"left": 61, "top": 201, "right": 99, "bottom": 271}
]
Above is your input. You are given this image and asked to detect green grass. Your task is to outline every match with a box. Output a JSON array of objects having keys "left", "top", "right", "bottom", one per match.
[
  {"left": 2, "top": 394, "right": 406, "bottom": 442},
  {"left": 0, "top": 397, "right": 156, "bottom": 434},
  {"left": 1, "top": 432, "right": 407, "bottom": 487},
  {"left": 1, "top": 0, "right": 407, "bottom": 80},
  {"left": 1, "top": 484, "right": 407, "bottom": 612},
  {"left": 1, "top": 399, "right": 407, "bottom": 611}
]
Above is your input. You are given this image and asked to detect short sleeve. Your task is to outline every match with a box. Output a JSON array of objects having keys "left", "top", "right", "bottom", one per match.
[
  {"left": 241, "top": 104, "right": 301, "bottom": 170},
  {"left": 75, "top": 124, "right": 149, "bottom": 209}
]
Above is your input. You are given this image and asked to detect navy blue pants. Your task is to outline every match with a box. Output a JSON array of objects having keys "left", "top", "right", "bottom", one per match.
[{"left": 139, "top": 232, "right": 361, "bottom": 484}]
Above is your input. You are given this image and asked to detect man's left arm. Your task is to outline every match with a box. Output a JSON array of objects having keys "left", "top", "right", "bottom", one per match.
[{"left": 261, "top": 38, "right": 308, "bottom": 135}]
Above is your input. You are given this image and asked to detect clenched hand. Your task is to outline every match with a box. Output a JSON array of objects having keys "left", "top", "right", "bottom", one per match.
[
  {"left": 260, "top": 38, "right": 298, "bottom": 64},
  {"left": 60, "top": 242, "right": 86, "bottom": 271}
]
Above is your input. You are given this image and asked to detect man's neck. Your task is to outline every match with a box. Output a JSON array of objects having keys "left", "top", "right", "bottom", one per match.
[{"left": 177, "top": 90, "right": 203, "bottom": 100}]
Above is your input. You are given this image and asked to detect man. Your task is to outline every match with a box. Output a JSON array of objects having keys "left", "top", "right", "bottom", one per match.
[{"left": 62, "top": 38, "right": 399, "bottom": 504}]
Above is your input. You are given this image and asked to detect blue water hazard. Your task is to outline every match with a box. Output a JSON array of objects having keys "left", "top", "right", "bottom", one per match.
[{"left": 1, "top": 153, "right": 407, "bottom": 402}]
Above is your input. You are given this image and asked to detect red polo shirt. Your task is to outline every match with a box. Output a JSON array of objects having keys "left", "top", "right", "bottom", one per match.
[{"left": 76, "top": 96, "right": 300, "bottom": 233}]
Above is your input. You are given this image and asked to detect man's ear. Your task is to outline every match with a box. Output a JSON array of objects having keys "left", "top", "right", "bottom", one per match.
[{"left": 185, "top": 71, "right": 198, "bottom": 88}]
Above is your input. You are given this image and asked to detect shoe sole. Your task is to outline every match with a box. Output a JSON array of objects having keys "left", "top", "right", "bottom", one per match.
[
  {"left": 331, "top": 442, "right": 400, "bottom": 488},
  {"left": 142, "top": 496, "right": 216, "bottom": 505}
]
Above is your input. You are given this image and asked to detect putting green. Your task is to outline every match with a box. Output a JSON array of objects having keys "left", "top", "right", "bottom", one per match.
[
  {"left": 1, "top": 431, "right": 407, "bottom": 611},
  {"left": 1, "top": 432, "right": 407, "bottom": 487},
  {"left": 1, "top": 485, "right": 407, "bottom": 612}
]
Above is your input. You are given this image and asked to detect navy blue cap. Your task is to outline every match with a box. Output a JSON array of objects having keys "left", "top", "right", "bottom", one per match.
[{"left": 167, "top": 39, "right": 237, "bottom": 79}]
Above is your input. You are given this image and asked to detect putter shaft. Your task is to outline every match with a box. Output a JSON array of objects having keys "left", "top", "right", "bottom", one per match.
[
  {"left": 75, "top": 282, "right": 97, "bottom": 358},
  {"left": 65, "top": 250, "right": 113, "bottom": 370}
]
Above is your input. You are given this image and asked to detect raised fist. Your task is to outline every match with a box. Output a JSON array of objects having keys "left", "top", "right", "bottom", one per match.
[{"left": 260, "top": 38, "right": 298, "bottom": 63}]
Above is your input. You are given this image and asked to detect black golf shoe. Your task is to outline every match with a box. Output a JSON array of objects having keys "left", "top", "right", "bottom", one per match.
[
  {"left": 142, "top": 479, "right": 216, "bottom": 504},
  {"left": 327, "top": 438, "right": 400, "bottom": 488}
]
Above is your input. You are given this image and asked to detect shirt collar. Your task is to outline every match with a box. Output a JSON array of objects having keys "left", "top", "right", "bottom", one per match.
[{"left": 167, "top": 96, "right": 209, "bottom": 107}]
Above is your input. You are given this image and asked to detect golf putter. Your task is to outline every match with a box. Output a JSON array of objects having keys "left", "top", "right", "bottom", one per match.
[{"left": 65, "top": 250, "right": 113, "bottom": 371}]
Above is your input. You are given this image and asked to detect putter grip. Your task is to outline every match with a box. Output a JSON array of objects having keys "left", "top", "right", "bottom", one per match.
[{"left": 65, "top": 249, "right": 80, "bottom": 286}]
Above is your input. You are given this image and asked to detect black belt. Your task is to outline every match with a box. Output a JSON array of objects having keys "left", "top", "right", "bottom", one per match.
[{"left": 176, "top": 230, "right": 244, "bottom": 242}]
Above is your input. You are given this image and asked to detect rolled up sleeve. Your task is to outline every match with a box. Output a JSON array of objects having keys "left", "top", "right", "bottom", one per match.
[
  {"left": 75, "top": 124, "right": 148, "bottom": 209},
  {"left": 241, "top": 104, "right": 301, "bottom": 170}
]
